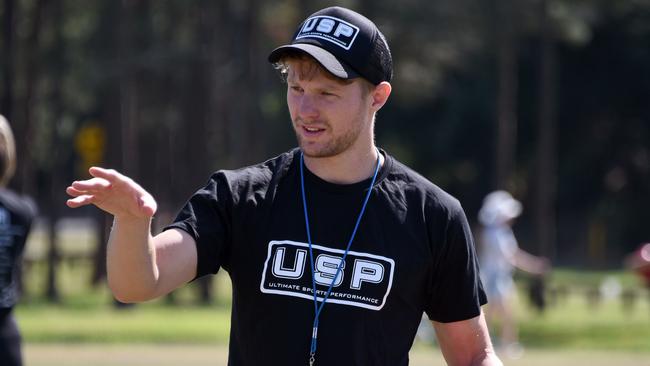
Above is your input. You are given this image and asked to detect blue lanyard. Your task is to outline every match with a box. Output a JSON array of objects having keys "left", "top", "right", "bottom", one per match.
[{"left": 299, "top": 150, "right": 381, "bottom": 366}]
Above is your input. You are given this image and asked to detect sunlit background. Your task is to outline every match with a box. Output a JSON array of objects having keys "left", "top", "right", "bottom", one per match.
[{"left": 1, "top": 0, "right": 649, "bottom": 365}]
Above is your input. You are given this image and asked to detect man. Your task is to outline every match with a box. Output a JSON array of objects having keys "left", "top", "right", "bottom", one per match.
[{"left": 66, "top": 6, "right": 501, "bottom": 366}]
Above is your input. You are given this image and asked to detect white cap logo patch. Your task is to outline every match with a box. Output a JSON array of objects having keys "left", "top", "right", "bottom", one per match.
[{"left": 296, "top": 15, "right": 360, "bottom": 50}]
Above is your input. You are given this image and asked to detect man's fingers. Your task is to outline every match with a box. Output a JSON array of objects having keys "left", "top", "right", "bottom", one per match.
[
  {"left": 66, "top": 195, "right": 95, "bottom": 208},
  {"left": 70, "top": 177, "right": 111, "bottom": 192},
  {"left": 67, "top": 167, "right": 156, "bottom": 219},
  {"left": 66, "top": 186, "right": 86, "bottom": 197},
  {"left": 88, "top": 167, "right": 146, "bottom": 194},
  {"left": 88, "top": 166, "right": 123, "bottom": 183}
]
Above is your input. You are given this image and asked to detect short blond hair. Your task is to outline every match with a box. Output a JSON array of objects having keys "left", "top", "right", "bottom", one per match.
[
  {"left": 0, "top": 115, "right": 16, "bottom": 187},
  {"left": 274, "top": 51, "right": 375, "bottom": 95}
]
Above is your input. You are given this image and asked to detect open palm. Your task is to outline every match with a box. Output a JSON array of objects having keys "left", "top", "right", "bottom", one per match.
[{"left": 66, "top": 167, "right": 157, "bottom": 219}]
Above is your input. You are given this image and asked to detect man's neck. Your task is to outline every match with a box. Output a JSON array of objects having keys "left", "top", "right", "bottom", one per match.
[{"left": 302, "top": 146, "right": 383, "bottom": 185}]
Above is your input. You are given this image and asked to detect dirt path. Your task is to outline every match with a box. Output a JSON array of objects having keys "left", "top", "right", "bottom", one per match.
[{"left": 24, "top": 343, "right": 650, "bottom": 366}]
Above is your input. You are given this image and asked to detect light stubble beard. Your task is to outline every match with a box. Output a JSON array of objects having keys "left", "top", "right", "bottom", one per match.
[{"left": 294, "top": 118, "right": 364, "bottom": 158}]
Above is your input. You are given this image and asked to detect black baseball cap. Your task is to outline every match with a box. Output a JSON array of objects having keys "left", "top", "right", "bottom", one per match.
[{"left": 268, "top": 6, "right": 393, "bottom": 85}]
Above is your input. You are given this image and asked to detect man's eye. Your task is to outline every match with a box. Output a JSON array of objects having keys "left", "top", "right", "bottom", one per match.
[{"left": 291, "top": 86, "right": 303, "bottom": 93}]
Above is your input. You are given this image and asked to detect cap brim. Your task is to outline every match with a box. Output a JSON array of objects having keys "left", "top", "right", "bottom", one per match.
[{"left": 268, "top": 43, "right": 359, "bottom": 80}]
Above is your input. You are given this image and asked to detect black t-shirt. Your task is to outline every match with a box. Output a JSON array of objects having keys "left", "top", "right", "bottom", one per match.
[
  {"left": 0, "top": 188, "right": 36, "bottom": 309},
  {"left": 167, "top": 148, "right": 486, "bottom": 366}
]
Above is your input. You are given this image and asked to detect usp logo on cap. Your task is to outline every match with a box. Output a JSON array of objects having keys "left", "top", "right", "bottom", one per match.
[
  {"left": 296, "top": 15, "right": 361, "bottom": 50},
  {"left": 268, "top": 6, "right": 393, "bottom": 85}
]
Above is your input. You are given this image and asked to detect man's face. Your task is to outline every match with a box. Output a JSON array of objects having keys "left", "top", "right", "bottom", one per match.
[{"left": 285, "top": 58, "right": 373, "bottom": 158}]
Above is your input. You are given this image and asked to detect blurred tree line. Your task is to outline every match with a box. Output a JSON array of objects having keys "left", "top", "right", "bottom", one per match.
[{"left": 1, "top": 0, "right": 649, "bottom": 301}]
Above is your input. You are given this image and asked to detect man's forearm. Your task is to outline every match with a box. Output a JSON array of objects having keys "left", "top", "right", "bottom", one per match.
[{"left": 107, "top": 216, "right": 159, "bottom": 303}]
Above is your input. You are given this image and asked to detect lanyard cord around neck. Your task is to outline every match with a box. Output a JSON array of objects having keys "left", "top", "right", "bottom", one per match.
[{"left": 299, "top": 150, "right": 381, "bottom": 366}]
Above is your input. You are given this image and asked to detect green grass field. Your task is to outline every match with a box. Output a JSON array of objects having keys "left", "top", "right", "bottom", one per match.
[
  {"left": 16, "top": 264, "right": 650, "bottom": 348},
  {"left": 14, "top": 256, "right": 650, "bottom": 365},
  {"left": 15, "top": 285, "right": 650, "bottom": 349}
]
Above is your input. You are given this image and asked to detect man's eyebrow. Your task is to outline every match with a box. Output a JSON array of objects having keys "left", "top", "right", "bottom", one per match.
[
  {"left": 319, "top": 81, "right": 344, "bottom": 90},
  {"left": 285, "top": 75, "right": 344, "bottom": 90}
]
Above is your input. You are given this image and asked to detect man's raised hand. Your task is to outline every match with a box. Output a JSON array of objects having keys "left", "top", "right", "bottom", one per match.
[{"left": 66, "top": 167, "right": 157, "bottom": 219}]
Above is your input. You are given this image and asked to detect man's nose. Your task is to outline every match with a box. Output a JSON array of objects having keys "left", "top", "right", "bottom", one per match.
[{"left": 298, "top": 94, "right": 319, "bottom": 121}]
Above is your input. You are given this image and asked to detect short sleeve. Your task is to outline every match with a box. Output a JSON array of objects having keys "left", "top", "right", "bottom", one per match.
[
  {"left": 164, "top": 173, "right": 232, "bottom": 279},
  {"left": 424, "top": 202, "right": 487, "bottom": 323}
]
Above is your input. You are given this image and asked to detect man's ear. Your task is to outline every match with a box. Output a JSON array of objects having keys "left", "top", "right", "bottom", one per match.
[{"left": 370, "top": 81, "right": 392, "bottom": 111}]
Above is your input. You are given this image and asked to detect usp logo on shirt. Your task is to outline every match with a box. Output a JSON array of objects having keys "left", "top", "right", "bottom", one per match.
[{"left": 260, "top": 240, "right": 395, "bottom": 311}]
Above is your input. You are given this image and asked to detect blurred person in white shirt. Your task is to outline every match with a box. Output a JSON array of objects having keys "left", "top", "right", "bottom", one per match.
[{"left": 478, "top": 190, "right": 549, "bottom": 358}]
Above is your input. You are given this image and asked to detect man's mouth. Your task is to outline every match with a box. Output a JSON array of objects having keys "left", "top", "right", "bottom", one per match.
[{"left": 302, "top": 125, "right": 326, "bottom": 136}]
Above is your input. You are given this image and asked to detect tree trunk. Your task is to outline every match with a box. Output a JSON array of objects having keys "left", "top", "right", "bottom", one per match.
[
  {"left": 11, "top": 0, "right": 58, "bottom": 301},
  {"left": 535, "top": 0, "right": 558, "bottom": 260},
  {"left": 46, "top": 0, "right": 65, "bottom": 302},
  {"left": 91, "top": 0, "right": 122, "bottom": 288},
  {"left": 91, "top": 212, "right": 109, "bottom": 286},
  {"left": 243, "top": 0, "right": 262, "bottom": 163},
  {"left": 495, "top": 0, "right": 518, "bottom": 191},
  {"left": 15, "top": 0, "right": 45, "bottom": 196},
  {"left": 1, "top": 0, "right": 16, "bottom": 120},
  {"left": 119, "top": 0, "right": 141, "bottom": 178}
]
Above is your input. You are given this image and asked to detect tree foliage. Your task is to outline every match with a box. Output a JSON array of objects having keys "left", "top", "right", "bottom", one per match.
[{"left": 1, "top": 0, "right": 649, "bottom": 275}]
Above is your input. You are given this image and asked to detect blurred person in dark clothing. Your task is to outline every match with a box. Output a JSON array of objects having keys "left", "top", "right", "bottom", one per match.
[{"left": 0, "top": 115, "right": 37, "bottom": 366}]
